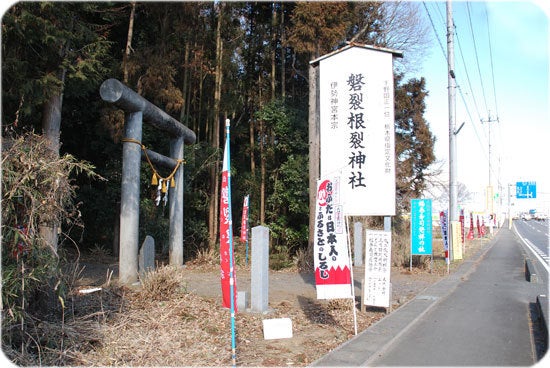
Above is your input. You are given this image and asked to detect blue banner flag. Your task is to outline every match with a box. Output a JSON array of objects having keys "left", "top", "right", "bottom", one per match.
[{"left": 411, "top": 199, "right": 433, "bottom": 255}]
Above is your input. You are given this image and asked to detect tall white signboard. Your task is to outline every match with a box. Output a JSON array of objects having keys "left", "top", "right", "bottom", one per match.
[{"left": 318, "top": 45, "right": 396, "bottom": 216}]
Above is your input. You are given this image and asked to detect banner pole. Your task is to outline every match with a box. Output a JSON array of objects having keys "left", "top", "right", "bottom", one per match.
[
  {"left": 409, "top": 212, "right": 412, "bottom": 272},
  {"left": 345, "top": 216, "right": 358, "bottom": 335},
  {"left": 225, "top": 119, "right": 237, "bottom": 367},
  {"left": 245, "top": 195, "right": 249, "bottom": 265}
]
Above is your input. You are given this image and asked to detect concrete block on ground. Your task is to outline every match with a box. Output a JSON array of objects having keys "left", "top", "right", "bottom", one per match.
[
  {"left": 537, "top": 294, "right": 548, "bottom": 344},
  {"left": 262, "top": 318, "right": 293, "bottom": 339},
  {"left": 525, "top": 258, "right": 538, "bottom": 283},
  {"left": 238, "top": 291, "right": 249, "bottom": 310}
]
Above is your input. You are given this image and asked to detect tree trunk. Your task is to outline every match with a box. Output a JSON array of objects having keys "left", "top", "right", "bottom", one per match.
[
  {"left": 42, "top": 69, "right": 66, "bottom": 155},
  {"left": 42, "top": 93, "right": 63, "bottom": 155},
  {"left": 249, "top": 107, "right": 256, "bottom": 175},
  {"left": 259, "top": 116, "right": 266, "bottom": 224},
  {"left": 257, "top": 73, "right": 266, "bottom": 224},
  {"left": 308, "top": 61, "right": 319, "bottom": 250},
  {"left": 208, "top": 3, "right": 224, "bottom": 246},
  {"left": 271, "top": 2, "right": 277, "bottom": 100},
  {"left": 122, "top": 2, "right": 136, "bottom": 84},
  {"left": 40, "top": 67, "right": 67, "bottom": 253},
  {"left": 280, "top": 3, "right": 286, "bottom": 98},
  {"left": 179, "top": 40, "right": 190, "bottom": 123}
]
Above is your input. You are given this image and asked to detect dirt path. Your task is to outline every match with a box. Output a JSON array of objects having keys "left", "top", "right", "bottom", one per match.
[{"left": 76, "top": 253, "right": 442, "bottom": 313}]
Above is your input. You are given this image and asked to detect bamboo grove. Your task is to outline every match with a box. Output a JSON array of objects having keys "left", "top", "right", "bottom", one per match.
[{"left": 2, "top": 1, "right": 436, "bottom": 267}]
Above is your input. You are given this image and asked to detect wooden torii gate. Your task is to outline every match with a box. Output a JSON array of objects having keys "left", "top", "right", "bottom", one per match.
[{"left": 100, "top": 78, "right": 196, "bottom": 285}]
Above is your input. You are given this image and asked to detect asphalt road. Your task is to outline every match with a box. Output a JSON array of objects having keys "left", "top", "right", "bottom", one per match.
[
  {"left": 513, "top": 219, "right": 550, "bottom": 273},
  {"left": 312, "top": 227, "right": 548, "bottom": 366}
]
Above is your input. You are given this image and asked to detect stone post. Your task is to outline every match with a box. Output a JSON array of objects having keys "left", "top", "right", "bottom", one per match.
[{"left": 251, "top": 225, "right": 269, "bottom": 313}]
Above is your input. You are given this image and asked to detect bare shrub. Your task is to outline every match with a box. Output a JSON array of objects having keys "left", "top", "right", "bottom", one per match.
[{"left": 1, "top": 132, "right": 101, "bottom": 364}]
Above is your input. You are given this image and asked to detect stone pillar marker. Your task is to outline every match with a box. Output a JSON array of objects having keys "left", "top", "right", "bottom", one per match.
[
  {"left": 354, "top": 221, "right": 363, "bottom": 266},
  {"left": 139, "top": 235, "right": 155, "bottom": 277},
  {"left": 251, "top": 225, "right": 269, "bottom": 313}
]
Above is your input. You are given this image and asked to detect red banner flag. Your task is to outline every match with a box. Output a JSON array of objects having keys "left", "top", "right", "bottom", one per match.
[
  {"left": 467, "top": 212, "right": 474, "bottom": 240},
  {"left": 220, "top": 130, "right": 237, "bottom": 311}
]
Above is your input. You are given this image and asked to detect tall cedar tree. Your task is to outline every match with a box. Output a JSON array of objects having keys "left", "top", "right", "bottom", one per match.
[{"left": 394, "top": 75, "right": 436, "bottom": 213}]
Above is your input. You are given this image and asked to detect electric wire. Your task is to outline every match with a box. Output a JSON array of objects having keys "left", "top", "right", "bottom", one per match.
[
  {"left": 455, "top": 26, "right": 484, "bottom": 124},
  {"left": 484, "top": 2, "right": 504, "bottom": 173},
  {"left": 422, "top": 1, "right": 447, "bottom": 61},
  {"left": 466, "top": 1, "right": 490, "bottom": 117},
  {"left": 485, "top": 3, "right": 500, "bottom": 121}
]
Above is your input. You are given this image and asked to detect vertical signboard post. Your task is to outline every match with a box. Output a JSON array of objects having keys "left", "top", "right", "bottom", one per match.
[{"left": 410, "top": 199, "right": 433, "bottom": 272}]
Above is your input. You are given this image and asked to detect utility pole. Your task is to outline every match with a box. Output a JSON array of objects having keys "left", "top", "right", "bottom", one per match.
[
  {"left": 481, "top": 112, "right": 498, "bottom": 214},
  {"left": 447, "top": 0, "right": 458, "bottom": 261}
]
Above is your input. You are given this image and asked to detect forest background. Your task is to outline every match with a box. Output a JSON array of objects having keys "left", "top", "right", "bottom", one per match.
[{"left": 1, "top": 0, "right": 437, "bottom": 329}]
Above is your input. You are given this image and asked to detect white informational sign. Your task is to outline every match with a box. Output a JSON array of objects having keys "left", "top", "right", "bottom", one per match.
[
  {"left": 318, "top": 45, "right": 396, "bottom": 216},
  {"left": 313, "top": 177, "right": 352, "bottom": 299},
  {"left": 364, "top": 230, "right": 392, "bottom": 308}
]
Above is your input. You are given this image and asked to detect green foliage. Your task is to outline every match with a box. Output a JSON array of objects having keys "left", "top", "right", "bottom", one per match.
[
  {"left": 2, "top": 2, "right": 115, "bottom": 130},
  {"left": 255, "top": 99, "right": 309, "bottom": 256}
]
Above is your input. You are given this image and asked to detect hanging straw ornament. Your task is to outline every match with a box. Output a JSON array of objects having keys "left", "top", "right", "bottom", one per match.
[
  {"left": 163, "top": 186, "right": 169, "bottom": 207},
  {"left": 155, "top": 179, "right": 162, "bottom": 206}
]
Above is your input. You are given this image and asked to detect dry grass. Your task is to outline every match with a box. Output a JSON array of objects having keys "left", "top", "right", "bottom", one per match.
[{"left": 58, "top": 265, "right": 386, "bottom": 367}]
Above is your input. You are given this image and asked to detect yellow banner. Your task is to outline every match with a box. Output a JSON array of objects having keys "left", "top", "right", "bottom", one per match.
[{"left": 451, "top": 221, "right": 463, "bottom": 260}]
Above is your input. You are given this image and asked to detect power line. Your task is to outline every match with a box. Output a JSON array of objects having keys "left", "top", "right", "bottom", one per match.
[
  {"left": 433, "top": 1, "right": 447, "bottom": 26},
  {"left": 455, "top": 25, "right": 483, "bottom": 123},
  {"left": 484, "top": 3, "right": 500, "bottom": 121},
  {"left": 466, "top": 1, "right": 490, "bottom": 118},
  {"left": 423, "top": 1, "right": 447, "bottom": 61}
]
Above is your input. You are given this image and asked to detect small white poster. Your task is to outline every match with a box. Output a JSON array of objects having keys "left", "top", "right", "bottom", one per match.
[{"left": 364, "top": 230, "right": 392, "bottom": 308}]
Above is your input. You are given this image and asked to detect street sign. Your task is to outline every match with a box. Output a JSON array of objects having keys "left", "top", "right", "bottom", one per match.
[{"left": 516, "top": 181, "right": 537, "bottom": 199}]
